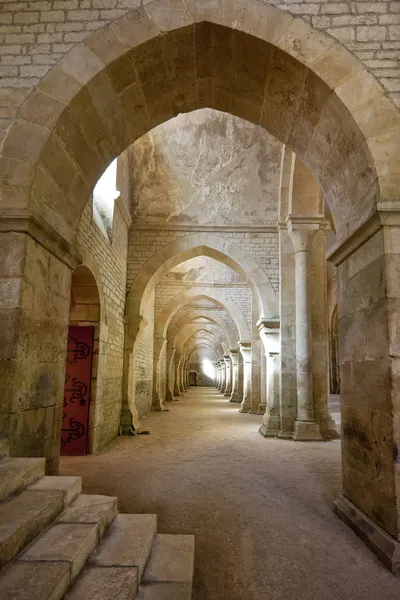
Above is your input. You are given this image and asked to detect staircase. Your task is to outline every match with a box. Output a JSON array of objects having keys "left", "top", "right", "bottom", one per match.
[{"left": 0, "top": 457, "right": 194, "bottom": 599}]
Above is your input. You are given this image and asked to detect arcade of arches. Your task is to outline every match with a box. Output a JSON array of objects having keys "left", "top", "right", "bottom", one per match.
[{"left": 1, "top": 0, "right": 400, "bottom": 593}]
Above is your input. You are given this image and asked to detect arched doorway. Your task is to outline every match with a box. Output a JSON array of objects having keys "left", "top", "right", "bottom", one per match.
[{"left": 61, "top": 265, "right": 100, "bottom": 456}]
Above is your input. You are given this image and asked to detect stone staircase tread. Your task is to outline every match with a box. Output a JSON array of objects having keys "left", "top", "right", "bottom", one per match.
[
  {"left": 0, "top": 457, "right": 45, "bottom": 502},
  {"left": 90, "top": 514, "right": 157, "bottom": 579},
  {"left": 65, "top": 565, "right": 138, "bottom": 600},
  {"left": 19, "top": 522, "right": 99, "bottom": 582},
  {"left": 137, "top": 582, "right": 192, "bottom": 600},
  {"left": 56, "top": 494, "right": 118, "bottom": 537},
  {"left": 0, "top": 489, "right": 64, "bottom": 567},
  {"left": 0, "top": 560, "right": 70, "bottom": 600},
  {"left": 143, "top": 534, "right": 195, "bottom": 584},
  {"left": 28, "top": 476, "right": 82, "bottom": 507}
]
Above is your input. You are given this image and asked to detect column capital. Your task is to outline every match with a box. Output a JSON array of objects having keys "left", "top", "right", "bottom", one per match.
[
  {"left": 257, "top": 318, "right": 280, "bottom": 334},
  {"left": 286, "top": 215, "right": 325, "bottom": 252}
]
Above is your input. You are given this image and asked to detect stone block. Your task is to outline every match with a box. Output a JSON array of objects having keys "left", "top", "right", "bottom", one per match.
[
  {"left": 21, "top": 522, "right": 99, "bottom": 582},
  {"left": 138, "top": 581, "right": 192, "bottom": 600},
  {"left": 28, "top": 476, "right": 82, "bottom": 507},
  {"left": 0, "top": 489, "right": 64, "bottom": 566},
  {"left": 143, "top": 534, "right": 195, "bottom": 584},
  {"left": 56, "top": 494, "right": 118, "bottom": 537},
  {"left": 0, "top": 560, "right": 70, "bottom": 600},
  {"left": 0, "top": 457, "right": 45, "bottom": 501},
  {"left": 90, "top": 514, "right": 157, "bottom": 579},
  {"left": 66, "top": 566, "right": 138, "bottom": 600}
]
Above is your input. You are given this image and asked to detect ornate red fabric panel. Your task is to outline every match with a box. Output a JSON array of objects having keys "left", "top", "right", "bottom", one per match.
[{"left": 61, "top": 326, "right": 94, "bottom": 456}]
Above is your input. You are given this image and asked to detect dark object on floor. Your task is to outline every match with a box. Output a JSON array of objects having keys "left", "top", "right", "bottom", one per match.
[{"left": 137, "top": 430, "right": 151, "bottom": 435}]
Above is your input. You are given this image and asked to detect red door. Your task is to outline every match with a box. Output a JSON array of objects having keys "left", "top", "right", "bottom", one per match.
[{"left": 61, "top": 326, "right": 94, "bottom": 456}]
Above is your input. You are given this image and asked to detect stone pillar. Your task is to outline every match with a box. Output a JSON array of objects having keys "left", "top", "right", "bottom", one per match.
[
  {"left": 258, "top": 320, "right": 280, "bottom": 437},
  {"left": 238, "top": 341, "right": 252, "bottom": 413},
  {"left": 174, "top": 353, "right": 181, "bottom": 396},
  {"left": 237, "top": 351, "right": 244, "bottom": 403},
  {"left": 152, "top": 337, "right": 166, "bottom": 411},
  {"left": 311, "top": 228, "right": 337, "bottom": 438},
  {"left": 287, "top": 216, "right": 323, "bottom": 441},
  {"left": 165, "top": 343, "right": 176, "bottom": 402},
  {"left": 219, "top": 359, "right": 226, "bottom": 394},
  {"left": 329, "top": 217, "right": 400, "bottom": 572},
  {"left": 278, "top": 224, "right": 297, "bottom": 438},
  {"left": 229, "top": 350, "right": 239, "bottom": 402},
  {"left": 258, "top": 344, "right": 267, "bottom": 414},
  {"left": 0, "top": 229, "right": 77, "bottom": 473},
  {"left": 223, "top": 355, "right": 232, "bottom": 397},
  {"left": 216, "top": 362, "right": 221, "bottom": 389}
]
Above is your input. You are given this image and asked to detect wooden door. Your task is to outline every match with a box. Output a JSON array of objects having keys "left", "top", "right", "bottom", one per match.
[{"left": 61, "top": 326, "right": 94, "bottom": 456}]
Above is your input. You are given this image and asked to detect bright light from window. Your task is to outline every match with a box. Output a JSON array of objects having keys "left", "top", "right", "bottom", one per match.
[
  {"left": 202, "top": 359, "right": 216, "bottom": 379},
  {"left": 93, "top": 159, "right": 120, "bottom": 235}
]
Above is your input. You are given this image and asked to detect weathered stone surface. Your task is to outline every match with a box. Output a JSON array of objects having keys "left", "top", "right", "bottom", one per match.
[
  {"left": 28, "top": 476, "right": 82, "bottom": 508},
  {"left": 0, "top": 560, "right": 70, "bottom": 600},
  {"left": 90, "top": 514, "right": 157, "bottom": 579},
  {"left": 66, "top": 566, "right": 138, "bottom": 600},
  {"left": 56, "top": 494, "right": 118, "bottom": 537},
  {"left": 0, "top": 489, "right": 64, "bottom": 566},
  {"left": 138, "top": 581, "right": 192, "bottom": 600},
  {"left": 21, "top": 523, "right": 99, "bottom": 582},
  {"left": 0, "top": 457, "right": 45, "bottom": 501},
  {"left": 143, "top": 534, "right": 195, "bottom": 584}
]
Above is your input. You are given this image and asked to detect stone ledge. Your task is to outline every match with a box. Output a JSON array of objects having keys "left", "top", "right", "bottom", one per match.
[{"left": 333, "top": 495, "right": 400, "bottom": 576}]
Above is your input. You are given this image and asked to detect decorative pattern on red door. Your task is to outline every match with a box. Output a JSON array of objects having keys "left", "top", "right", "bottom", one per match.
[{"left": 61, "top": 326, "right": 94, "bottom": 456}]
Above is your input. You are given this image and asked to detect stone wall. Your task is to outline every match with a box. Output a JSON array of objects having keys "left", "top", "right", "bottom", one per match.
[
  {"left": 73, "top": 160, "right": 130, "bottom": 451},
  {"left": 0, "top": 0, "right": 399, "bottom": 144},
  {"left": 127, "top": 228, "right": 279, "bottom": 296}
]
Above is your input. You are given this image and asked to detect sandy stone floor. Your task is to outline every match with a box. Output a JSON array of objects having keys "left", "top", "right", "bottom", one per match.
[{"left": 60, "top": 387, "right": 399, "bottom": 600}]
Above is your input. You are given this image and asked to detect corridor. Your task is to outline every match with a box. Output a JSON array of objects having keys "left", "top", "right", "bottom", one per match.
[{"left": 60, "top": 388, "right": 399, "bottom": 600}]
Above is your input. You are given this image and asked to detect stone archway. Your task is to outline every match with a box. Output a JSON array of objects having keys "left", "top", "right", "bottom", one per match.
[{"left": 1, "top": 0, "right": 400, "bottom": 564}]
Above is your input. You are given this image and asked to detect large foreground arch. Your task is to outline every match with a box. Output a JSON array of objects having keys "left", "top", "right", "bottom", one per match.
[
  {"left": 1, "top": 0, "right": 398, "bottom": 247},
  {"left": 1, "top": 0, "right": 400, "bottom": 565}
]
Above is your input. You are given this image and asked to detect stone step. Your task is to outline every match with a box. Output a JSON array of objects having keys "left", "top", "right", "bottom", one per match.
[
  {"left": 0, "top": 457, "right": 45, "bottom": 502},
  {"left": 0, "top": 489, "right": 65, "bottom": 567},
  {"left": 90, "top": 514, "right": 157, "bottom": 580},
  {"left": 0, "top": 493, "right": 119, "bottom": 600},
  {"left": 140, "top": 534, "right": 195, "bottom": 600},
  {"left": 65, "top": 566, "right": 138, "bottom": 600},
  {"left": 28, "top": 475, "right": 82, "bottom": 508},
  {"left": 56, "top": 494, "right": 118, "bottom": 537}
]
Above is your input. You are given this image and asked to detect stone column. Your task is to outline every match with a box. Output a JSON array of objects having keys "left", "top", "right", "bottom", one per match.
[
  {"left": 278, "top": 223, "right": 297, "bottom": 438},
  {"left": 238, "top": 341, "right": 252, "bottom": 413},
  {"left": 174, "top": 353, "right": 181, "bottom": 396},
  {"left": 258, "top": 344, "right": 267, "bottom": 414},
  {"left": 223, "top": 355, "right": 232, "bottom": 397},
  {"left": 287, "top": 216, "right": 323, "bottom": 441},
  {"left": 219, "top": 359, "right": 226, "bottom": 394},
  {"left": 152, "top": 337, "right": 166, "bottom": 411},
  {"left": 258, "top": 320, "right": 280, "bottom": 437},
  {"left": 216, "top": 362, "right": 221, "bottom": 389},
  {"left": 311, "top": 228, "right": 337, "bottom": 438},
  {"left": 165, "top": 343, "right": 176, "bottom": 402},
  {"left": 229, "top": 350, "right": 239, "bottom": 402}
]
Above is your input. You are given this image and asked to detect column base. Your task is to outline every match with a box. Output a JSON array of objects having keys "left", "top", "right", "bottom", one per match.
[
  {"left": 333, "top": 495, "right": 400, "bottom": 575},
  {"left": 239, "top": 402, "right": 250, "bottom": 413},
  {"left": 230, "top": 392, "right": 238, "bottom": 402},
  {"left": 278, "top": 431, "right": 294, "bottom": 440},
  {"left": 257, "top": 403, "right": 267, "bottom": 415},
  {"left": 224, "top": 390, "right": 232, "bottom": 397},
  {"left": 259, "top": 424, "right": 279, "bottom": 438},
  {"left": 292, "top": 420, "right": 323, "bottom": 441}
]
